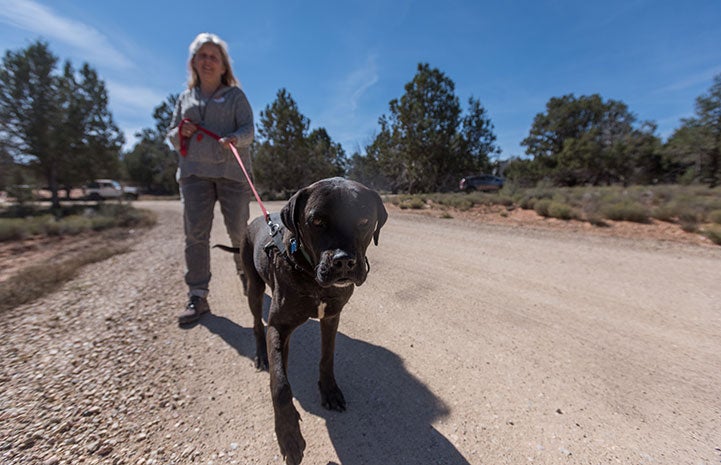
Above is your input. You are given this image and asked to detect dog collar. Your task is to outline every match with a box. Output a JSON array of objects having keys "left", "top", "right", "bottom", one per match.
[
  {"left": 263, "top": 223, "right": 316, "bottom": 278},
  {"left": 290, "top": 237, "right": 315, "bottom": 268}
]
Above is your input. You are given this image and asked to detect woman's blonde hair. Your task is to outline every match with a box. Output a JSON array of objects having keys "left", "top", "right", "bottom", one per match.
[{"left": 187, "top": 32, "right": 239, "bottom": 89}]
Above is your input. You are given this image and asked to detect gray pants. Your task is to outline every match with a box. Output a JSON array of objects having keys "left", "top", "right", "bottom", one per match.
[{"left": 180, "top": 175, "right": 250, "bottom": 298}]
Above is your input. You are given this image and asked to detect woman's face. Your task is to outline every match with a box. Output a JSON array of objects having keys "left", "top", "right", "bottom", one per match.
[{"left": 193, "top": 43, "right": 226, "bottom": 84}]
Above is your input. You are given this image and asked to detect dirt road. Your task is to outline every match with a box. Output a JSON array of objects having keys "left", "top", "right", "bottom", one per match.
[{"left": 3, "top": 199, "right": 720, "bottom": 465}]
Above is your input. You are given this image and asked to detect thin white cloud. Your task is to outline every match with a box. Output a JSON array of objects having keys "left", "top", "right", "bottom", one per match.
[
  {"left": 106, "top": 81, "right": 167, "bottom": 114},
  {"left": 0, "top": 0, "right": 133, "bottom": 69},
  {"left": 319, "top": 56, "right": 381, "bottom": 152},
  {"left": 654, "top": 66, "right": 721, "bottom": 94},
  {"left": 343, "top": 55, "right": 380, "bottom": 113}
]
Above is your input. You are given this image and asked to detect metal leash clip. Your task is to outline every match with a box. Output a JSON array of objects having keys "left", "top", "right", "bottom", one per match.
[{"left": 268, "top": 220, "right": 286, "bottom": 254}]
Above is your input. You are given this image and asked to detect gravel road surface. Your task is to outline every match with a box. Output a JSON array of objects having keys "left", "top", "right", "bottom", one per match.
[{"left": 2, "top": 199, "right": 720, "bottom": 465}]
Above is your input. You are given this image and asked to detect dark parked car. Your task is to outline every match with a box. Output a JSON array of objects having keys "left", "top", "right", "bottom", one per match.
[{"left": 459, "top": 175, "right": 504, "bottom": 192}]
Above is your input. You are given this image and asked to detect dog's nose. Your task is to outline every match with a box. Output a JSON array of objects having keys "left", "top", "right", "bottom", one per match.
[{"left": 332, "top": 251, "right": 356, "bottom": 272}]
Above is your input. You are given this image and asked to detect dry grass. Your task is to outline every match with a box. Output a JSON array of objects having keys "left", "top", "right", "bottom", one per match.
[
  {"left": 0, "top": 241, "right": 131, "bottom": 313},
  {"left": 0, "top": 203, "right": 156, "bottom": 312}
]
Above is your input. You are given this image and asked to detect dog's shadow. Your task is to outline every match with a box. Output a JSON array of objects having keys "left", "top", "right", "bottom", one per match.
[{"left": 202, "top": 296, "right": 470, "bottom": 465}]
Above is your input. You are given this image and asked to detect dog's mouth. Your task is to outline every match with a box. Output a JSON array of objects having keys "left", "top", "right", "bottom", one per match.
[
  {"left": 316, "top": 274, "right": 365, "bottom": 288},
  {"left": 315, "top": 252, "right": 368, "bottom": 288}
]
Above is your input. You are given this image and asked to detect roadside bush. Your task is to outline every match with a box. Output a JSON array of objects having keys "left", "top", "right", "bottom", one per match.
[
  {"left": 678, "top": 210, "right": 702, "bottom": 225},
  {"left": 651, "top": 204, "right": 679, "bottom": 223},
  {"left": 518, "top": 195, "right": 536, "bottom": 210},
  {"left": 46, "top": 216, "right": 94, "bottom": 236},
  {"left": 384, "top": 184, "right": 720, "bottom": 242},
  {"left": 601, "top": 201, "right": 650, "bottom": 224},
  {"left": 97, "top": 204, "right": 155, "bottom": 228},
  {"left": 495, "top": 195, "right": 515, "bottom": 208},
  {"left": 681, "top": 221, "right": 699, "bottom": 233},
  {"left": 90, "top": 216, "right": 117, "bottom": 231},
  {"left": 0, "top": 204, "right": 156, "bottom": 242},
  {"left": 547, "top": 201, "right": 578, "bottom": 220},
  {"left": 398, "top": 196, "right": 426, "bottom": 210},
  {"left": 703, "top": 225, "right": 721, "bottom": 245},
  {"left": 586, "top": 214, "right": 609, "bottom": 227},
  {"left": 0, "top": 219, "right": 26, "bottom": 241},
  {"left": 534, "top": 199, "right": 552, "bottom": 217},
  {"left": 450, "top": 198, "right": 473, "bottom": 211},
  {"left": 437, "top": 194, "right": 474, "bottom": 211},
  {"left": 709, "top": 210, "right": 721, "bottom": 225}
]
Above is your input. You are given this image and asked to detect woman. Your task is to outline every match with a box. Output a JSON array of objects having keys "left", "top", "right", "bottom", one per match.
[{"left": 167, "top": 32, "right": 254, "bottom": 325}]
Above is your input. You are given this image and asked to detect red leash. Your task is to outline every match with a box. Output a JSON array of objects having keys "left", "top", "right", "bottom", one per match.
[{"left": 178, "top": 118, "right": 270, "bottom": 223}]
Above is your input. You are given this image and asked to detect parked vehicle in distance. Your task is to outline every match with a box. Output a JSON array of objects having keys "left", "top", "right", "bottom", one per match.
[
  {"left": 459, "top": 174, "right": 505, "bottom": 192},
  {"left": 84, "top": 179, "right": 139, "bottom": 200}
]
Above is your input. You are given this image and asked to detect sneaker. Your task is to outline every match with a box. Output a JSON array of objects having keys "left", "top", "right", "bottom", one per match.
[{"left": 178, "top": 296, "right": 210, "bottom": 325}]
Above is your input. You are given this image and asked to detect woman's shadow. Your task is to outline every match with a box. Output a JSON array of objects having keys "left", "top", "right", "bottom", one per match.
[{"left": 201, "top": 296, "right": 470, "bottom": 465}]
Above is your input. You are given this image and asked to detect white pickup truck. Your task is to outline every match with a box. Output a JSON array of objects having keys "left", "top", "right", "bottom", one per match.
[{"left": 84, "top": 179, "right": 139, "bottom": 200}]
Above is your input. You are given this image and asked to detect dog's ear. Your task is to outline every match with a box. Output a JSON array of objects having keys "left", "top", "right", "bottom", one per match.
[
  {"left": 372, "top": 191, "right": 388, "bottom": 246},
  {"left": 281, "top": 187, "right": 308, "bottom": 236}
]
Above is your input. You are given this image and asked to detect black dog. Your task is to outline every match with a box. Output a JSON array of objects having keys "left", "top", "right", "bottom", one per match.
[{"left": 219, "top": 177, "right": 387, "bottom": 465}]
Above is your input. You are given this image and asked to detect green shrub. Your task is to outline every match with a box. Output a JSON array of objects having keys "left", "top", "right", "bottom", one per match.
[
  {"left": 438, "top": 194, "right": 474, "bottom": 211},
  {"left": 495, "top": 195, "right": 515, "bottom": 207},
  {"left": 649, "top": 186, "right": 674, "bottom": 205},
  {"left": 0, "top": 219, "right": 26, "bottom": 241},
  {"left": 678, "top": 210, "right": 702, "bottom": 225},
  {"left": 399, "top": 197, "right": 425, "bottom": 210},
  {"left": 61, "top": 216, "right": 94, "bottom": 235},
  {"left": 518, "top": 195, "right": 536, "bottom": 210},
  {"left": 547, "top": 201, "right": 577, "bottom": 220},
  {"left": 703, "top": 225, "right": 721, "bottom": 245},
  {"left": 90, "top": 216, "right": 116, "bottom": 231},
  {"left": 586, "top": 215, "right": 609, "bottom": 227},
  {"left": 708, "top": 209, "right": 721, "bottom": 225},
  {"left": 651, "top": 205, "right": 679, "bottom": 223},
  {"left": 681, "top": 221, "right": 699, "bottom": 233},
  {"left": 534, "top": 199, "right": 553, "bottom": 217},
  {"left": 601, "top": 201, "right": 650, "bottom": 224},
  {"left": 452, "top": 197, "right": 474, "bottom": 211}
]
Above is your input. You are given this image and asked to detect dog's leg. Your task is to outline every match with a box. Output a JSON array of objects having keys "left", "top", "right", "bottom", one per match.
[
  {"left": 240, "top": 241, "right": 268, "bottom": 370},
  {"left": 318, "top": 314, "right": 346, "bottom": 411},
  {"left": 267, "top": 324, "right": 305, "bottom": 465},
  {"left": 247, "top": 281, "right": 268, "bottom": 370}
]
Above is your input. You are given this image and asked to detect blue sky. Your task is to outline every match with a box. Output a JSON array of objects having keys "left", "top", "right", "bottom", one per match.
[{"left": 1, "top": 0, "right": 719, "bottom": 159}]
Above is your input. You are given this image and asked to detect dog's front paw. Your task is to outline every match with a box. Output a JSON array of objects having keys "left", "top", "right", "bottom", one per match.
[
  {"left": 276, "top": 416, "right": 305, "bottom": 465},
  {"left": 319, "top": 381, "right": 346, "bottom": 411},
  {"left": 255, "top": 354, "right": 269, "bottom": 371}
]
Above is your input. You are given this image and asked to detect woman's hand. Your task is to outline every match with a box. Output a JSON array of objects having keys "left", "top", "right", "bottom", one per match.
[
  {"left": 181, "top": 122, "right": 197, "bottom": 137},
  {"left": 219, "top": 137, "right": 237, "bottom": 148}
]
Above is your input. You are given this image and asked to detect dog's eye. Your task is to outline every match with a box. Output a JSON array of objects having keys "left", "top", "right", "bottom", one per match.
[
  {"left": 357, "top": 218, "right": 370, "bottom": 228},
  {"left": 311, "top": 217, "right": 326, "bottom": 228}
]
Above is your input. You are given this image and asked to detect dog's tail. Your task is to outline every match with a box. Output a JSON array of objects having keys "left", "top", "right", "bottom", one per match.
[{"left": 213, "top": 244, "right": 240, "bottom": 254}]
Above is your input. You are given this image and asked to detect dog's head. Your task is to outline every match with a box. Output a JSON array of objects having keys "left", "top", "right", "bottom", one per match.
[{"left": 281, "top": 177, "right": 388, "bottom": 288}]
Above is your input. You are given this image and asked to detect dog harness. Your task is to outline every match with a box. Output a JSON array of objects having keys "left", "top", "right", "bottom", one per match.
[{"left": 263, "top": 226, "right": 317, "bottom": 279}]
